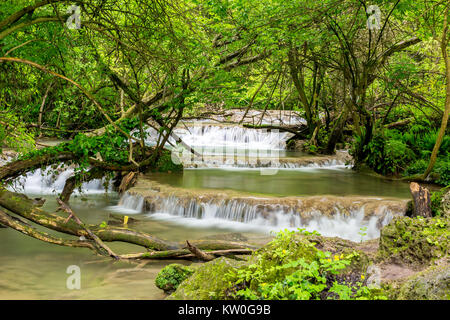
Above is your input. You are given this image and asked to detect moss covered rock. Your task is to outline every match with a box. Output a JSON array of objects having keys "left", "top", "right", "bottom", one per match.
[
  {"left": 431, "top": 186, "right": 450, "bottom": 217},
  {"left": 155, "top": 264, "right": 194, "bottom": 294},
  {"left": 169, "top": 257, "right": 247, "bottom": 300},
  {"left": 378, "top": 216, "right": 449, "bottom": 265},
  {"left": 384, "top": 264, "right": 450, "bottom": 300}
]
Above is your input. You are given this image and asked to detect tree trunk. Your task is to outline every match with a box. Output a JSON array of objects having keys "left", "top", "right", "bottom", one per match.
[
  {"left": 409, "top": 182, "right": 432, "bottom": 218},
  {"left": 325, "top": 107, "right": 349, "bottom": 154},
  {"left": 422, "top": 6, "right": 450, "bottom": 180}
]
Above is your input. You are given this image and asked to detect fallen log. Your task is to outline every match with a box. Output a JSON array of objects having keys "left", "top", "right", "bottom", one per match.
[
  {"left": 0, "top": 188, "right": 255, "bottom": 260},
  {"left": 186, "top": 240, "right": 215, "bottom": 261},
  {"left": 0, "top": 208, "right": 100, "bottom": 252},
  {"left": 57, "top": 198, "right": 119, "bottom": 259}
]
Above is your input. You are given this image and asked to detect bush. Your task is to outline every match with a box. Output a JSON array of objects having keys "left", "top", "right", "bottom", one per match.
[
  {"left": 155, "top": 264, "right": 194, "bottom": 293},
  {"left": 225, "top": 230, "right": 386, "bottom": 300},
  {"left": 431, "top": 186, "right": 450, "bottom": 217},
  {"left": 404, "top": 159, "right": 428, "bottom": 177},
  {"left": 358, "top": 127, "right": 449, "bottom": 185},
  {"left": 363, "top": 131, "right": 413, "bottom": 175},
  {"left": 434, "top": 157, "right": 450, "bottom": 186}
]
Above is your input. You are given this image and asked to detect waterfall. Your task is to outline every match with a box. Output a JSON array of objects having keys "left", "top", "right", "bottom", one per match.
[
  {"left": 108, "top": 192, "right": 144, "bottom": 214},
  {"left": 133, "top": 124, "right": 294, "bottom": 151},
  {"left": 114, "top": 192, "right": 405, "bottom": 242},
  {"left": 7, "top": 166, "right": 109, "bottom": 195}
]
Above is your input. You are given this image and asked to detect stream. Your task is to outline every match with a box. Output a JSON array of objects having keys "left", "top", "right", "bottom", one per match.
[{"left": 0, "top": 121, "right": 411, "bottom": 299}]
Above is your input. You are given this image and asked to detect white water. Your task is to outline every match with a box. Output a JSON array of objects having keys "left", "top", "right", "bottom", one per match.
[
  {"left": 133, "top": 124, "right": 294, "bottom": 151},
  {"left": 108, "top": 192, "right": 145, "bottom": 214},
  {"left": 112, "top": 192, "right": 399, "bottom": 242},
  {"left": 7, "top": 166, "right": 109, "bottom": 195}
]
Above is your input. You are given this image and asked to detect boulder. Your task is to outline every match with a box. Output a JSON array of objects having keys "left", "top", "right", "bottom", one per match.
[
  {"left": 378, "top": 216, "right": 449, "bottom": 266},
  {"left": 169, "top": 257, "right": 247, "bottom": 300},
  {"left": 388, "top": 264, "right": 450, "bottom": 300}
]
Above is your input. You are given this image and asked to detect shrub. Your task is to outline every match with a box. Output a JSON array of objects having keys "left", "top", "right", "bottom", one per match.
[
  {"left": 363, "top": 131, "right": 413, "bottom": 175},
  {"left": 155, "top": 264, "right": 194, "bottom": 293},
  {"left": 225, "top": 229, "right": 386, "bottom": 300}
]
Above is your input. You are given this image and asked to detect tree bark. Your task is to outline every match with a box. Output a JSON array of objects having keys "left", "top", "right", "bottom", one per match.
[{"left": 409, "top": 182, "right": 432, "bottom": 218}]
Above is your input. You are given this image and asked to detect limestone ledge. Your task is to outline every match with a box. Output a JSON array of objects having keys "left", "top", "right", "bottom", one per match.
[{"left": 127, "top": 177, "right": 408, "bottom": 224}]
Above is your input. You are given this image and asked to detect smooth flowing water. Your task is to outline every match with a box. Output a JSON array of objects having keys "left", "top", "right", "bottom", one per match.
[
  {"left": 0, "top": 194, "right": 266, "bottom": 299},
  {"left": 148, "top": 168, "right": 411, "bottom": 199},
  {"left": 0, "top": 123, "right": 411, "bottom": 299}
]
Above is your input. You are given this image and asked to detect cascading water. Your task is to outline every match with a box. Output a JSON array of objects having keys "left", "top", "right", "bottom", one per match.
[
  {"left": 113, "top": 191, "right": 405, "bottom": 242},
  {"left": 135, "top": 124, "right": 294, "bottom": 151},
  {"left": 7, "top": 165, "right": 108, "bottom": 195}
]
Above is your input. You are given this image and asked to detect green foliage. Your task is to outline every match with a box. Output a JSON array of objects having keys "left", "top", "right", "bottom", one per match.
[
  {"left": 357, "top": 126, "right": 449, "bottom": 185},
  {"left": 0, "top": 109, "right": 35, "bottom": 153},
  {"left": 155, "top": 264, "right": 194, "bottom": 293},
  {"left": 226, "top": 229, "right": 386, "bottom": 300},
  {"left": 433, "top": 157, "right": 450, "bottom": 186},
  {"left": 19, "top": 131, "right": 129, "bottom": 167},
  {"left": 379, "top": 216, "right": 449, "bottom": 265},
  {"left": 431, "top": 186, "right": 450, "bottom": 217},
  {"left": 153, "top": 149, "right": 184, "bottom": 173},
  {"left": 362, "top": 130, "right": 414, "bottom": 175}
]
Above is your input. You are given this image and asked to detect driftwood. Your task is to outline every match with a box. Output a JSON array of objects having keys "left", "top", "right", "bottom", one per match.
[
  {"left": 409, "top": 182, "right": 432, "bottom": 218},
  {"left": 186, "top": 240, "right": 215, "bottom": 261},
  {"left": 0, "top": 188, "right": 255, "bottom": 261},
  {"left": 118, "top": 171, "right": 138, "bottom": 194},
  {"left": 57, "top": 198, "right": 119, "bottom": 259}
]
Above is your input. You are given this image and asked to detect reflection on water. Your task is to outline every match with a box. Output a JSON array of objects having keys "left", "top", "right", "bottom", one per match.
[
  {"left": 0, "top": 194, "right": 263, "bottom": 299},
  {"left": 0, "top": 165, "right": 410, "bottom": 299},
  {"left": 148, "top": 168, "right": 411, "bottom": 199},
  {"left": 0, "top": 195, "right": 250, "bottom": 299}
]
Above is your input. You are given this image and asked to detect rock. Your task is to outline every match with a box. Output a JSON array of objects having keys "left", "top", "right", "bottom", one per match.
[
  {"left": 366, "top": 264, "right": 381, "bottom": 289},
  {"left": 155, "top": 264, "right": 194, "bottom": 294},
  {"left": 394, "top": 264, "right": 450, "bottom": 300},
  {"left": 441, "top": 189, "right": 450, "bottom": 217},
  {"left": 335, "top": 150, "right": 353, "bottom": 165},
  {"left": 169, "top": 257, "right": 247, "bottom": 300},
  {"left": 378, "top": 216, "right": 449, "bottom": 266}
]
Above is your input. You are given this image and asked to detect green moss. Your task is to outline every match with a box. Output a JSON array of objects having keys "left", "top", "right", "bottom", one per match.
[
  {"left": 378, "top": 216, "right": 449, "bottom": 265},
  {"left": 152, "top": 150, "right": 183, "bottom": 173},
  {"left": 396, "top": 264, "right": 450, "bottom": 300},
  {"left": 231, "top": 231, "right": 377, "bottom": 300},
  {"left": 155, "top": 264, "right": 194, "bottom": 294},
  {"left": 169, "top": 257, "right": 247, "bottom": 300},
  {"left": 431, "top": 186, "right": 449, "bottom": 217},
  {"left": 168, "top": 231, "right": 382, "bottom": 300},
  {"left": 383, "top": 264, "right": 450, "bottom": 300}
]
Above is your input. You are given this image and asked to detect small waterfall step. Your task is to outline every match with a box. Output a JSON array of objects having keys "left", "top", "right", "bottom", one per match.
[{"left": 112, "top": 179, "right": 409, "bottom": 242}]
